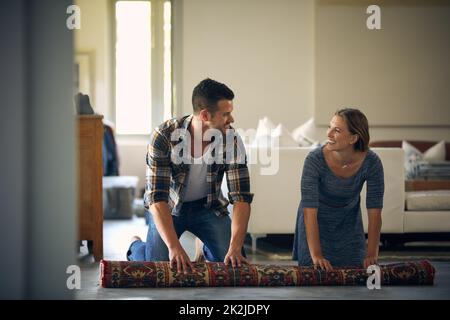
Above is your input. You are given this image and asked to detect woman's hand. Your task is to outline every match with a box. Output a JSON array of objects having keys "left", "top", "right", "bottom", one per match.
[
  {"left": 364, "top": 255, "right": 378, "bottom": 269},
  {"left": 312, "top": 256, "right": 333, "bottom": 271},
  {"left": 304, "top": 209, "right": 333, "bottom": 271}
]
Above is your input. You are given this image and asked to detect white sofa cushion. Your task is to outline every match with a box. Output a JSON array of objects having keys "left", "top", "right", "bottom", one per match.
[{"left": 406, "top": 190, "right": 450, "bottom": 211}]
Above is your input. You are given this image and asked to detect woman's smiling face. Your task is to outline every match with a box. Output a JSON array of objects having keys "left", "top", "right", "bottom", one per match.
[{"left": 326, "top": 115, "right": 357, "bottom": 151}]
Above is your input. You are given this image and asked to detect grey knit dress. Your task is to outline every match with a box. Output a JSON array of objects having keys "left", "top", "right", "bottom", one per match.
[{"left": 293, "top": 146, "right": 384, "bottom": 267}]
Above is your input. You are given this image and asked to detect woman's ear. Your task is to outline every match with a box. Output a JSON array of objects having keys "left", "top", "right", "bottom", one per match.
[{"left": 350, "top": 134, "right": 359, "bottom": 145}]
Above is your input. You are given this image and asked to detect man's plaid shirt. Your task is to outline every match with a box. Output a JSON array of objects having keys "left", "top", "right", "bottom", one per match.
[{"left": 144, "top": 115, "right": 254, "bottom": 216}]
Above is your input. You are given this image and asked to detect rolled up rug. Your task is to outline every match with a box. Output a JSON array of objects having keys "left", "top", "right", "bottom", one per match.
[{"left": 100, "top": 260, "right": 435, "bottom": 288}]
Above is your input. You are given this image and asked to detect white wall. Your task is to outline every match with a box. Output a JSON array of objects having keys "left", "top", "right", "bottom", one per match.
[
  {"left": 75, "top": 0, "right": 112, "bottom": 119},
  {"left": 315, "top": 0, "right": 450, "bottom": 127},
  {"left": 180, "top": 0, "right": 315, "bottom": 131},
  {"left": 81, "top": 0, "right": 450, "bottom": 194},
  {"left": 116, "top": 137, "right": 149, "bottom": 195},
  {"left": 179, "top": 0, "right": 450, "bottom": 141},
  {"left": 298, "top": 126, "right": 450, "bottom": 144}
]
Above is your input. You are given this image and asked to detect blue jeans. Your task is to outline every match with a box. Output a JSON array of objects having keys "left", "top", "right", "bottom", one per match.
[{"left": 127, "top": 204, "right": 240, "bottom": 262}]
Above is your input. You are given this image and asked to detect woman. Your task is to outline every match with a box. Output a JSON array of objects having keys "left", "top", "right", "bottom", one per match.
[{"left": 293, "top": 108, "right": 384, "bottom": 270}]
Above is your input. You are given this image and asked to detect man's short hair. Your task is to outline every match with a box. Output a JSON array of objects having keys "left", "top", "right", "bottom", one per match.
[{"left": 192, "top": 78, "right": 234, "bottom": 115}]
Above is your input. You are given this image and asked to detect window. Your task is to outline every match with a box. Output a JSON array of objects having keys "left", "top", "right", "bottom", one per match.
[
  {"left": 163, "top": 1, "right": 172, "bottom": 122},
  {"left": 114, "top": 0, "right": 172, "bottom": 135}
]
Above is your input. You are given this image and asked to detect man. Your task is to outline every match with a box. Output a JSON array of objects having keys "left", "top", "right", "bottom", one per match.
[{"left": 126, "top": 78, "right": 253, "bottom": 274}]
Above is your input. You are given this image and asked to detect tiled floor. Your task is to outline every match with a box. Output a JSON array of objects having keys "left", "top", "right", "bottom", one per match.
[{"left": 76, "top": 216, "right": 450, "bottom": 300}]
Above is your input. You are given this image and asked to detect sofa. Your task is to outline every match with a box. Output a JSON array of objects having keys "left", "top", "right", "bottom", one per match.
[
  {"left": 232, "top": 144, "right": 450, "bottom": 252},
  {"left": 369, "top": 140, "right": 450, "bottom": 161},
  {"left": 369, "top": 140, "right": 450, "bottom": 244}
]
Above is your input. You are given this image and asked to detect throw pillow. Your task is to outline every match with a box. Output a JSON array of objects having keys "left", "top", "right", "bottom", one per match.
[
  {"left": 291, "top": 118, "right": 321, "bottom": 147},
  {"left": 423, "top": 140, "right": 446, "bottom": 162},
  {"left": 402, "top": 140, "right": 447, "bottom": 179},
  {"left": 402, "top": 140, "right": 423, "bottom": 161},
  {"left": 251, "top": 117, "right": 276, "bottom": 147},
  {"left": 403, "top": 140, "right": 446, "bottom": 162},
  {"left": 402, "top": 141, "right": 423, "bottom": 179}
]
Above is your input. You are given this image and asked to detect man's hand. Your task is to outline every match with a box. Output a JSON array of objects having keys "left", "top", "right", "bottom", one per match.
[
  {"left": 311, "top": 255, "right": 333, "bottom": 271},
  {"left": 364, "top": 255, "right": 378, "bottom": 269},
  {"left": 169, "top": 245, "right": 196, "bottom": 274},
  {"left": 224, "top": 247, "right": 248, "bottom": 268},
  {"left": 226, "top": 201, "right": 251, "bottom": 268}
]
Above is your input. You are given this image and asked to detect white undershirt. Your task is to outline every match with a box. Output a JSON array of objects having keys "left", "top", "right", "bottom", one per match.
[{"left": 183, "top": 145, "right": 210, "bottom": 202}]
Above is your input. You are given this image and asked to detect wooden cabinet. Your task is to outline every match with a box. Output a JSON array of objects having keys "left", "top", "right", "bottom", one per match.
[{"left": 78, "top": 115, "right": 103, "bottom": 261}]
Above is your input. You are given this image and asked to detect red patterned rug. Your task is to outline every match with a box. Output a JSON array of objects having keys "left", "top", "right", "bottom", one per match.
[{"left": 100, "top": 260, "right": 435, "bottom": 288}]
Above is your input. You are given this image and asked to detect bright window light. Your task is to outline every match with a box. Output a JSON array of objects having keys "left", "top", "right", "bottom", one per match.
[
  {"left": 115, "top": 1, "right": 151, "bottom": 135},
  {"left": 163, "top": 1, "right": 172, "bottom": 121}
]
